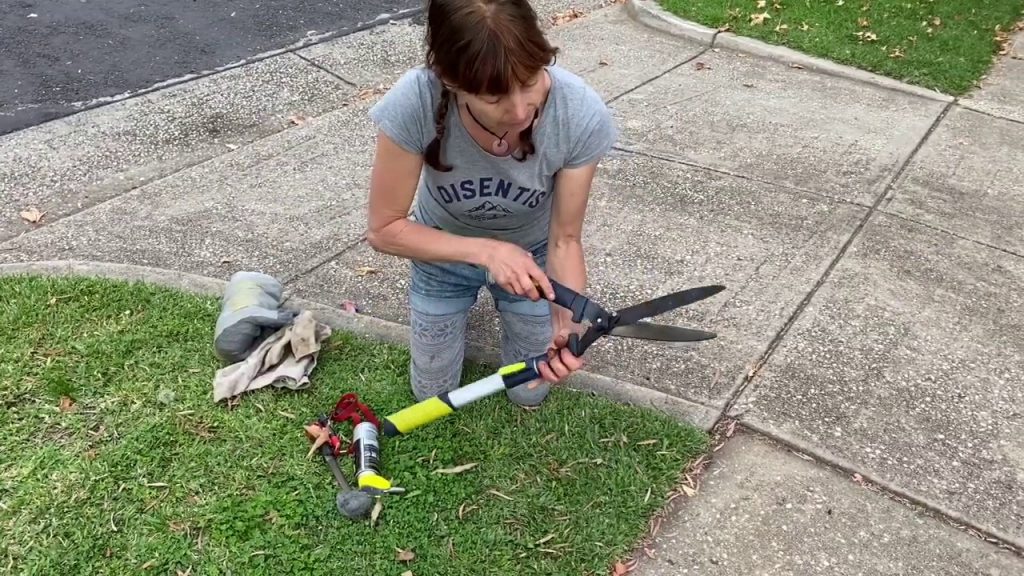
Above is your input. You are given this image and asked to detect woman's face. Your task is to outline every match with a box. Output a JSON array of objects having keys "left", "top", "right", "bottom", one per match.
[{"left": 456, "top": 69, "right": 549, "bottom": 132}]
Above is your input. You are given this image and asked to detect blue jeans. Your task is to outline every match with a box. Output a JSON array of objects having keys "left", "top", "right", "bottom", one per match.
[{"left": 407, "top": 243, "right": 553, "bottom": 407}]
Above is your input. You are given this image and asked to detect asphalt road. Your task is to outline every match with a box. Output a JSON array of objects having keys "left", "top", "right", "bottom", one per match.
[{"left": 0, "top": 0, "right": 421, "bottom": 135}]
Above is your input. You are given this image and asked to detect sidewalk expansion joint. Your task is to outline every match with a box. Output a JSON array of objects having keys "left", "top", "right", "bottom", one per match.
[
  {"left": 957, "top": 101, "right": 1024, "bottom": 127},
  {"left": 878, "top": 208, "right": 1024, "bottom": 261},
  {"left": 280, "top": 233, "right": 368, "bottom": 286},
  {"left": 719, "top": 98, "right": 953, "bottom": 422},
  {"left": 880, "top": 100, "right": 954, "bottom": 211},
  {"left": 610, "top": 145, "right": 872, "bottom": 210},
  {"left": 738, "top": 420, "right": 1024, "bottom": 557},
  {"left": 294, "top": 53, "right": 358, "bottom": 88},
  {"left": 605, "top": 47, "right": 710, "bottom": 106}
]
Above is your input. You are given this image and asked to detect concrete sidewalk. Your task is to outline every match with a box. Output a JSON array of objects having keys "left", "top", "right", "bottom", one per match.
[{"left": 3, "top": 1, "right": 1023, "bottom": 573}]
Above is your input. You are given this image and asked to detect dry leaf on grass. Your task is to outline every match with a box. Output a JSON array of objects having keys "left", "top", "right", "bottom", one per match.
[
  {"left": 58, "top": 396, "right": 76, "bottom": 412},
  {"left": 20, "top": 207, "right": 45, "bottom": 224},
  {"left": 401, "top": 572, "right": 413, "bottom": 576},
  {"left": 858, "top": 17, "right": 870, "bottom": 27},
  {"left": 889, "top": 47, "right": 905, "bottom": 59},
  {"left": 434, "top": 462, "right": 478, "bottom": 474},
  {"left": 756, "top": 0, "right": 766, "bottom": 8},
  {"left": 370, "top": 498, "right": 383, "bottom": 527},
  {"left": 535, "top": 533, "right": 556, "bottom": 545},
  {"left": 750, "top": 12, "right": 771, "bottom": 25},
  {"left": 395, "top": 548, "right": 415, "bottom": 562},
  {"left": 457, "top": 502, "right": 478, "bottom": 520},
  {"left": 681, "top": 484, "right": 697, "bottom": 497},
  {"left": 612, "top": 561, "right": 630, "bottom": 575}
]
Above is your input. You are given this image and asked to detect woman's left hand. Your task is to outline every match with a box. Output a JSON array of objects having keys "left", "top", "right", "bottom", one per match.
[{"left": 532, "top": 312, "right": 585, "bottom": 385}]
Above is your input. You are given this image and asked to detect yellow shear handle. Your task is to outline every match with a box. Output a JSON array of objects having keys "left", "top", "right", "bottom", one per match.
[{"left": 381, "top": 396, "right": 453, "bottom": 437}]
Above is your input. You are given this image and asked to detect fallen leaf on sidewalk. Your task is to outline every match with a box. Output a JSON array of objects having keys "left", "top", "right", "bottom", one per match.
[
  {"left": 789, "top": 63, "right": 806, "bottom": 69},
  {"left": 995, "top": 25, "right": 1012, "bottom": 55},
  {"left": 612, "top": 561, "right": 630, "bottom": 575},
  {"left": 681, "top": 484, "right": 697, "bottom": 497},
  {"left": 434, "top": 462, "right": 478, "bottom": 474},
  {"left": 551, "top": 8, "right": 583, "bottom": 25},
  {"left": 340, "top": 300, "right": 359, "bottom": 313},
  {"left": 395, "top": 548, "right": 415, "bottom": 562},
  {"left": 288, "top": 114, "right": 309, "bottom": 126},
  {"left": 694, "top": 61, "right": 711, "bottom": 71},
  {"left": 357, "top": 85, "right": 388, "bottom": 100},
  {"left": 354, "top": 266, "right": 379, "bottom": 276},
  {"left": 20, "top": 207, "right": 44, "bottom": 223}
]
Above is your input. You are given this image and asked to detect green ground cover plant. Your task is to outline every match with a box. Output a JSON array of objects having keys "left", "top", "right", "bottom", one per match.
[
  {"left": 0, "top": 275, "right": 707, "bottom": 575},
  {"left": 658, "top": 0, "right": 1024, "bottom": 94}
]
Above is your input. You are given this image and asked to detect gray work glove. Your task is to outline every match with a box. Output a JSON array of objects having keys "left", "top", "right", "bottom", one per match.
[{"left": 214, "top": 271, "right": 297, "bottom": 363}]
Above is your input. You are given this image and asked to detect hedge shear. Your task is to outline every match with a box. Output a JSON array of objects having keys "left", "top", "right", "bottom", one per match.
[{"left": 380, "top": 280, "right": 726, "bottom": 437}]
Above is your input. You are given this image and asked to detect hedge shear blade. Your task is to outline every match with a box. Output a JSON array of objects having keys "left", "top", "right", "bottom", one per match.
[
  {"left": 380, "top": 280, "right": 726, "bottom": 438},
  {"left": 555, "top": 283, "right": 726, "bottom": 357}
]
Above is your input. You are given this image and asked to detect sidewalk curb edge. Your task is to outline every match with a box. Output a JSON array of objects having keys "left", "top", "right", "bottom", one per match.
[{"left": 624, "top": 0, "right": 956, "bottom": 103}]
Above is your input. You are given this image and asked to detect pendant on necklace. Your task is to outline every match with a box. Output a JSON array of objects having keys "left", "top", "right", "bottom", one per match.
[{"left": 492, "top": 139, "right": 509, "bottom": 154}]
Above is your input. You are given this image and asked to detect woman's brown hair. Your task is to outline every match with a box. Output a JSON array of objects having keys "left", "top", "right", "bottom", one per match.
[{"left": 423, "top": 0, "right": 559, "bottom": 171}]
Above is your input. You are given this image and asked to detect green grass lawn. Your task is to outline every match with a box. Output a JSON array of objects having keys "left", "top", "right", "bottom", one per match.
[
  {"left": 658, "top": 0, "right": 1024, "bottom": 94},
  {"left": 0, "top": 275, "right": 707, "bottom": 575}
]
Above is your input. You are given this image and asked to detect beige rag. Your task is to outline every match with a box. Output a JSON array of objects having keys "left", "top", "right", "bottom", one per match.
[{"left": 212, "top": 310, "right": 332, "bottom": 402}]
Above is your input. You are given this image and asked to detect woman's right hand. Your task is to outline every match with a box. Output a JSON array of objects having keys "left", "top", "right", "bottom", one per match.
[{"left": 481, "top": 240, "right": 555, "bottom": 302}]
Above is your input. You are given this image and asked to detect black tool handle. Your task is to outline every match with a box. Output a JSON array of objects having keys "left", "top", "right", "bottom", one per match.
[
  {"left": 321, "top": 444, "right": 352, "bottom": 491},
  {"left": 548, "top": 280, "right": 591, "bottom": 324}
]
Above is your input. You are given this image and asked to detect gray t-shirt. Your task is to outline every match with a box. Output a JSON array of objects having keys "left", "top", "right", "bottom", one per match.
[{"left": 369, "top": 64, "right": 618, "bottom": 252}]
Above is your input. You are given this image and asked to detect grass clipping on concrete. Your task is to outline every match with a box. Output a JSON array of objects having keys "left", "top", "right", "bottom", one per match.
[
  {"left": 0, "top": 275, "right": 707, "bottom": 575},
  {"left": 659, "top": 0, "right": 1024, "bottom": 94}
]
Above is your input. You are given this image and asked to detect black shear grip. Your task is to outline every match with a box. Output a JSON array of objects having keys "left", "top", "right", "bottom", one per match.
[
  {"left": 548, "top": 280, "right": 615, "bottom": 358},
  {"left": 550, "top": 280, "right": 609, "bottom": 326}
]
